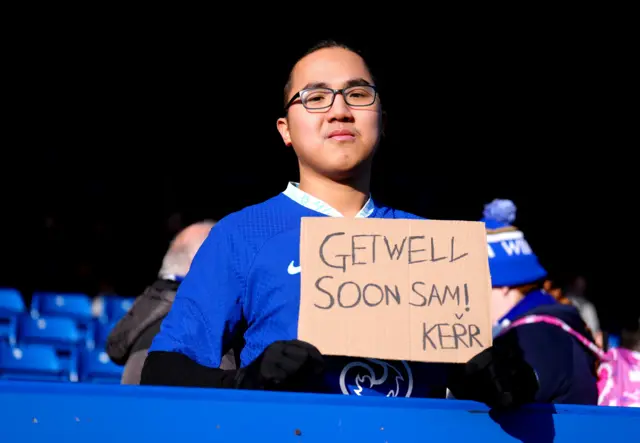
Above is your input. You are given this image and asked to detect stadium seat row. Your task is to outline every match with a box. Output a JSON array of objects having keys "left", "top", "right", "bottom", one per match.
[
  {"left": 0, "top": 342, "right": 122, "bottom": 383},
  {"left": 0, "top": 288, "right": 134, "bottom": 323},
  {"left": 0, "top": 313, "right": 117, "bottom": 350},
  {"left": 0, "top": 288, "right": 134, "bottom": 383}
]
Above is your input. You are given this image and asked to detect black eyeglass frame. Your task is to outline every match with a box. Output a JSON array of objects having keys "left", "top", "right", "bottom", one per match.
[{"left": 284, "top": 85, "right": 378, "bottom": 111}]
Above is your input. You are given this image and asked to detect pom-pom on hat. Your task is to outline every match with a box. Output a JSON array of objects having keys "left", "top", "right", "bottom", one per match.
[{"left": 481, "top": 199, "right": 547, "bottom": 287}]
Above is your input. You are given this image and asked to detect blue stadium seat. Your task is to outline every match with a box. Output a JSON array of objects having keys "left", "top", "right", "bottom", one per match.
[
  {"left": 30, "top": 292, "right": 93, "bottom": 323},
  {"left": 19, "top": 315, "right": 80, "bottom": 349},
  {"left": 18, "top": 315, "right": 81, "bottom": 382},
  {"left": 80, "top": 349, "right": 123, "bottom": 384},
  {"left": 0, "top": 288, "right": 25, "bottom": 314},
  {"left": 0, "top": 343, "right": 66, "bottom": 381},
  {"left": 30, "top": 292, "right": 94, "bottom": 344},
  {"left": 0, "top": 316, "right": 17, "bottom": 346},
  {"left": 94, "top": 320, "right": 117, "bottom": 351},
  {"left": 607, "top": 333, "right": 621, "bottom": 349},
  {"left": 104, "top": 295, "right": 135, "bottom": 322},
  {"left": 83, "top": 320, "right": 96, "bottom": 350},
  {"left": 0, "top": 288, "right": 23, "bottom": 346}
]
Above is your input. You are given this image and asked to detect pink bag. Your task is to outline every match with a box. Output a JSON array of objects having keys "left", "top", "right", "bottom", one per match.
[
  {"left": 597, "top": 347, "right": 640, "bottom": 407},
  {"left": 501, "top": 314, "right": 640, "bottom": 407}
]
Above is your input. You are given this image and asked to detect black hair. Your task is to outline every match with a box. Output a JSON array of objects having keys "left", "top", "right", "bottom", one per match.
[{"left": 282, "top": 39, "right": 378, "bottom": 108}]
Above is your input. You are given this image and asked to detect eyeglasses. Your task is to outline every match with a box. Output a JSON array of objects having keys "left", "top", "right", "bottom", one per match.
[{"left": 285, "top": 85, "right": 378, "bottom": 111}]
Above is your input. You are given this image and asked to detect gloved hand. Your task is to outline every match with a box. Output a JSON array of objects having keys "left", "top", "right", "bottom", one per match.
[
  {"left": 448, "top": 340, "right": 539, "bottom": 409},
  {"left": 234, "top": 340, "right": 325, "bottom": 392}
]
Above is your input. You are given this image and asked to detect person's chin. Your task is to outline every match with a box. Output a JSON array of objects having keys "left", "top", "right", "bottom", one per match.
[{"left": 321, "top": 157, "right": 371, "bottom": 181}]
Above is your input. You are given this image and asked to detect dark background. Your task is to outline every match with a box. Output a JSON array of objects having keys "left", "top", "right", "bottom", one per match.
[{"left": 2, "top": 18, "right": 635, "bottom": 332}]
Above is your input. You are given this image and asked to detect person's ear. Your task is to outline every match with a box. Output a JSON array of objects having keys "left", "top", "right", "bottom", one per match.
[{"left": 277, "top": 116, "right": 292, "bottom": 146}]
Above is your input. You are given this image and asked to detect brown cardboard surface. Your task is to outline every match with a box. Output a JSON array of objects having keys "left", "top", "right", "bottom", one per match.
[{"left": 298, "top": 217, "right": 492, "bottom": 363}]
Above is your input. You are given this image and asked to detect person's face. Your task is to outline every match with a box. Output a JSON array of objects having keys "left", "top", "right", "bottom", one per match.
[
  {"left": 277, "top": 47, "right": 383, "bottom": 181},
  {"left": 491, "top": 286, "right": 521, "bottom": 324}
]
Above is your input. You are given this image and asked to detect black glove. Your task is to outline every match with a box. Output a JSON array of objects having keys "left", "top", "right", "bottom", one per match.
[
  {"left": 233, "top": 340, "right": 325, "bottom": 392},
  {"left": 448, "top": 337, "right": 539, "bottom": 409}
]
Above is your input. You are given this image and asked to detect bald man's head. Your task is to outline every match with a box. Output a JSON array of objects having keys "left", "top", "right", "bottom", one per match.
[
  {"left": 171, "top": 221, "right": 215, "bottom": 250},
  {"left": 158, "top": 220, "right": 216, "bottom": 280}
]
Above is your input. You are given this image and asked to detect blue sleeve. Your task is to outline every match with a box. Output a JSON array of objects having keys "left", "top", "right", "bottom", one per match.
[{"left": 149, "top": 219, "right": 246, "bottom": 368}]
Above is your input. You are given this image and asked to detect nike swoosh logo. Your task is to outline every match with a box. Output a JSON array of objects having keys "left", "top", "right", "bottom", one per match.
[{"left": 288, "top": 260, "right": 301, "bottom": 275}]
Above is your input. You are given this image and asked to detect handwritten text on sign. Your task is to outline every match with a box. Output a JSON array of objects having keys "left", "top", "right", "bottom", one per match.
[{"left": 298, "top": 218, "right": 492, "bottom": 364}]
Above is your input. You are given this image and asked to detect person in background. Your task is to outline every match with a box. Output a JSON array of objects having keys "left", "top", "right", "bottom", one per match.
[
  {"left": 141, "top": 40, "right": 538, "bottom": 410},
  {"left": 542, "top": 275, "right": 603, "bottom": 348},
  {"left": 543, "top": 277, "right": 571, "bottom": 305},
  {"left": 106, "top": 220, "right": 238, "bottom": 384},
  {"left": 482, "top": 198, "right": 599, "bottom": 405},
  {"left": 564, "top": 275, "right": 602, "bottom": 348}
]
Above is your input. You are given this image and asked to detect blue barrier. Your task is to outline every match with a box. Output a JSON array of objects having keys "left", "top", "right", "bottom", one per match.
[{"left": 0, "top": 381, "right": 638, "bottom": 442}]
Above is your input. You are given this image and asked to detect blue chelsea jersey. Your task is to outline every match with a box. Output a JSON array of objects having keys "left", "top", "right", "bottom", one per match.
[{"left": 149, "top": 182, "right": 449, "bottom": 398}]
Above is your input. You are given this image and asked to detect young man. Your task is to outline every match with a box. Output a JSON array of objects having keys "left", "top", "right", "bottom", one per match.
[
  {"left": 482, "top": 198, "right": 599, "bottom": 404},
  {"left": 141, "top": 41, "right": 537, "bottom": 408}
]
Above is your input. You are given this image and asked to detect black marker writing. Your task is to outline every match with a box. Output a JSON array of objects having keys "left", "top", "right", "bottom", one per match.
[
  {"left": 314, "top": 276, "right": 401, "bottom": 310},
  {"left": 318, "top": 233, "right": 469, "bottom": 272},
  {"left": 423, "top": 322, "right": 484, "bottom": 350},
  {"left": 410, "top": 282, "right": 467, "bottom": 307},
  {"left": 319, "top": 232, "right": 349, "bottom": 272}
]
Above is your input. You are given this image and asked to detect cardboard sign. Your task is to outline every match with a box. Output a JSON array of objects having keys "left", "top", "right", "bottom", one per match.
[{"left": 298, "top": 217, "right": 493, "bottom": 364}]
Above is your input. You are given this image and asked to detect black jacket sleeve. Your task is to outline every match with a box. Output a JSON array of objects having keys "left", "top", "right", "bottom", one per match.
[
  {"left": 501, "top": 303, "right": 599, "bottom": 405},
  {"left": 140, "top": 351, "right": 239, "bottom": 388},
  {"left": 140, "top": 339, "right": 325, "bottom": 392},
  {"left": 498, "top": 320, "right": 598, "bottom": 405},
  {"left": 446, "top": 330, "right": 539, "bottom": 409},
  {"left": 107, "top": 279, "right": 179, "bottom": 366}
]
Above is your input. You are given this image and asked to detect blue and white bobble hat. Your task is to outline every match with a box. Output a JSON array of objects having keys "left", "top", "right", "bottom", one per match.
[{"left": 481, "top": 199, "right": 547, "bottom": 287}]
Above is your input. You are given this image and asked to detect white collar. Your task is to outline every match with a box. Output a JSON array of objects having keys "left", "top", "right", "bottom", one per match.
[{"left": 282, "top": 182, "right": 375, "bottom": 218}]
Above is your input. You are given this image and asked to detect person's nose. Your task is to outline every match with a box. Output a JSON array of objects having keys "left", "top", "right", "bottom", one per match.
[{"left": 327, "top": 92, "right": 354, "bottom": 122}]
